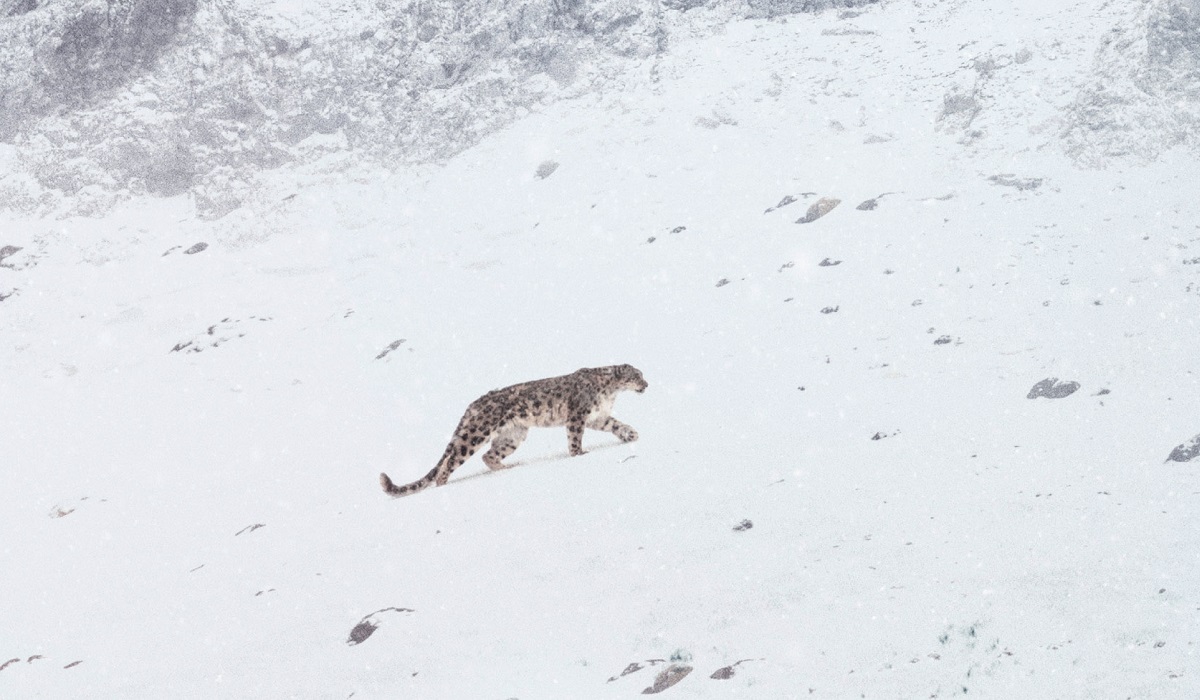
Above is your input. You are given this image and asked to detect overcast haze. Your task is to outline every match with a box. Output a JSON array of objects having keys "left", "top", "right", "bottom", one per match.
[{"left": 2, "top": 0, "right": 1198, "bottom": 697}]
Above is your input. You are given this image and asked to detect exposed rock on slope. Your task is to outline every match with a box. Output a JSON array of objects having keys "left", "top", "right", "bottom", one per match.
[
  {"left": 0, "top": 0, "right": 875, "bottom": 217},
  {"left": 1063, "top": 0, "right": 1200, "bottom": 165}
]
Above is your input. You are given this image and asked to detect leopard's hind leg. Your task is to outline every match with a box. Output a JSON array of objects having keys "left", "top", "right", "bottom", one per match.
[{"left": 482, "top": 425, "right": 527, "bottom": 470}]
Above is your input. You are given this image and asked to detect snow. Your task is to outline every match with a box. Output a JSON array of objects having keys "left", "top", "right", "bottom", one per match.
[{"left": 2, "top": 0, "right": 1199, "bottom": 698}]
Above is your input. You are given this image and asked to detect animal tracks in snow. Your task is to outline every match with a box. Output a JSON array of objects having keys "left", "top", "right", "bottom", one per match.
[
  {"left": 0, "top": 655, "right": 84, "bottom": 674},
  {"left": 169, "top": 316, "right": 272, "bottom": 354},
  {"left": 47, "top": 496, "right": 106, "bottom": 519}
]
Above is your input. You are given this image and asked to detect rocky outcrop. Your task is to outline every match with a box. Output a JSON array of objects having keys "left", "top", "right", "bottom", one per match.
[{"left": 0, "top": 0, "right": 875, "bottom": 216}]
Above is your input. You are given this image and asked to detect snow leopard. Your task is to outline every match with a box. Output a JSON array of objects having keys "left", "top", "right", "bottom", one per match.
[{"left": 380, "top": 364, "right": 648, "bottom": 498}]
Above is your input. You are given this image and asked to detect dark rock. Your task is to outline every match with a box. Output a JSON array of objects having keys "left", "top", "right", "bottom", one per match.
[
  {"left": 346, "top": 607, "right": 415, "bottom": 646},
  {"left": 764, "top": 194, "right": 797, "bottom": 213},
  {"left": 642, "top": 664, "right": 692, "bottom": 694},
  {"left": 608, "top": 662, "right": 643, "bottom": 682},
  {"left": 1166, "top": 433, "right": 1200, "bottom": 463},
  {"left": 710, "top": 659, "right": 758, "bottom": 679},
  {"left": 989, "top": 174, "right": 1043, "bottom": 191},
  {"left": 375, "top": 339, "right": 406, "bottom": 360},
  {"left": 795, "top": 197, "right": 840, "bottom": 223},
  {"left": 347, "top": 620, "right": 378, "bottom": 645},
  {"left": 856, "top": 191, "right": 895, "bottom": 210},
  {"left": 1027, "top": 378, "right": 1080, "bottom": 399},
  {"left": 607, "top": 659, "right": 668, "bottom": 682}
]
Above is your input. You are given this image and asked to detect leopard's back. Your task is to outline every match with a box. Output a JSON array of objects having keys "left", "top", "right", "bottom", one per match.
[{"left": 470, "top": 372, "right": 587, "bottom": 429}]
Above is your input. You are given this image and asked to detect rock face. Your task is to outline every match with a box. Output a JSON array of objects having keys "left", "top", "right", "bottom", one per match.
[
  {"left": 0, "top": 0, "right": 874, "bottom": 216},
  {"left": 744, "top": 0, "right": 878, "bottom": 18},
  {"left": 0, "top": 0, "right": 199, "bottom": 141},
  {"left": 1063, "top": 0, "right": 1200, "bottom": 165}
]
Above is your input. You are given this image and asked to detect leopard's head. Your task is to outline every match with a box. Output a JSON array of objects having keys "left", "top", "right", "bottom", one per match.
[{"left": 614, "top": 364, "right": 648, "bottom": 393}]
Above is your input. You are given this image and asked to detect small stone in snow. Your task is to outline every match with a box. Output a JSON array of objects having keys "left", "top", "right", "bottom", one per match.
[
  {"left": 795, "top": 197, "right": 841, "bottom": 223},
  {"left": 642, "top": 665, "right": 692, "bottom": 694},
  {"left": 1027, "top": 378, "right": 1080, "bottom": 399},
  {"left": 347, "top": 620, "right": 378, "bottom": 645}
]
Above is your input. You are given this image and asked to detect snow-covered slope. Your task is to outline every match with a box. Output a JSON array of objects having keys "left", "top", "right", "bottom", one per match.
[{"left": 3, "top": 1, "right": 1199, "bottom": 698}]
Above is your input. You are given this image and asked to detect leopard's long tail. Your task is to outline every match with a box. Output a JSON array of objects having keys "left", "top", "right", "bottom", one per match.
[
  {"left": 380, "top": 466, "right": 439, "bottom": 497},
  {"left": 380, "top": 412, "right": 492, "bottom": 498}
]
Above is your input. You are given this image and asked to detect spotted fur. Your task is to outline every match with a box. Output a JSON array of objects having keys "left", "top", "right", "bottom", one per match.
[{"left": 380, "top": 364, "right": 648, "bottom": 497}]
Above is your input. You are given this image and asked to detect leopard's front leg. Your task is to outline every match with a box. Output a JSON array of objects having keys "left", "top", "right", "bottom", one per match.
[
  {"left": 587, "top": 416, "right": 639, "bottom": 443},
  {"left": 567, "top": 412, "right": 587, "bottom": 456}
]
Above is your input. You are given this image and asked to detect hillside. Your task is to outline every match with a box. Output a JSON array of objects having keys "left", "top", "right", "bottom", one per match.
[{"left": 2, "top": 0, "right": 1199, "bottom": 698}]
